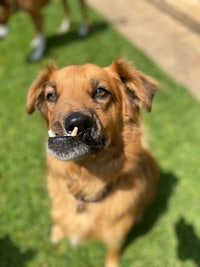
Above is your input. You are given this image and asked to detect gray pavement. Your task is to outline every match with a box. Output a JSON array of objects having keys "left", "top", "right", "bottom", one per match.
[{"left": 88, "top": 0, "right": 200, "bottom": 101}]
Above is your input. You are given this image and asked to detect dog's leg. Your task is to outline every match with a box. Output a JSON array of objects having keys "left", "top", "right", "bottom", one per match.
[
  {"left": 105, "top": 246, "right": 121, "bottom": 267},
  {"left": 50, "top": 224, "right": 65, "bottom": 244},
  {"left": 78, "top": 0, "right": 89, "bottom": 36},
  {"left": 104, "top": 215, "right": 135, "bottom": 267},
  {"left": 28, "top": 11, "right": 46, "bottom": 61},
  {"left": 58, "top": 0, "right": 71, "bottom": 33}
]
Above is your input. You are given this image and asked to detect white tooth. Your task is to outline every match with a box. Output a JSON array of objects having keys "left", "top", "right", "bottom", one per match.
[
  {"left": 71, "top": 127, "right": 78, "bottom": 137},
  {"left": 48, "top": 129, "right": 56, "bottom": 138}
]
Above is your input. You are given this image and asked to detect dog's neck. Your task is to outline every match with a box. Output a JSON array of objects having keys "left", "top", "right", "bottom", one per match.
[
  {"left": 47, "top": 130, "right": 142, "bottom": 211},
  {"left": 47, "top": 147, "right": 124, "bottom": 208},
  {"left": 74, "top": 182, "right": 114, "bottom": 212}
]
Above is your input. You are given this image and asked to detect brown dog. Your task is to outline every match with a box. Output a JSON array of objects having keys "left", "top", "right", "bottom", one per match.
[
  {"left": 0, "top": 0, "right": 88, "bottom": 61},
  {"left": 26, "top": 58, "right": 159, "bottom": 267}
]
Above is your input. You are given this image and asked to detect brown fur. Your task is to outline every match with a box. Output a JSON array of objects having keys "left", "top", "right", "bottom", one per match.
[{"left": 26, "top": 58, "right": 159, "bottom": 267}]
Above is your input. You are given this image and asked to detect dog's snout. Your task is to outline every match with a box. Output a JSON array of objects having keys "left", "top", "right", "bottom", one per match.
[{"left": 65, "top": 112, "right": 93, "bottom": 135}]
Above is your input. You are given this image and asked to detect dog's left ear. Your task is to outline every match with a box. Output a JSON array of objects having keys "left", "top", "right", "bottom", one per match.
[{"left": 108, "top": 58, "right": 158, "bottom": 112}]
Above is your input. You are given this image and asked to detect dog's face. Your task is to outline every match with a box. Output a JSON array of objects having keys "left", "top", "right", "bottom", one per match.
[{"left": 27, "top": 59, "right": 157, "bottom": 161}]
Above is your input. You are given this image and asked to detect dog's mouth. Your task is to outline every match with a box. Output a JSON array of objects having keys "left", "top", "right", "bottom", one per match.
[{"left": 47, "top": 125, "right": 106, "bottom": 161}]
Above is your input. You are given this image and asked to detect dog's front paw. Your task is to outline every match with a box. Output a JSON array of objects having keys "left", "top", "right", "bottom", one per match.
[
  {"left": 58, "top": 17, "right": 71, "bottom": 34},
  {"left": 69, "top": 235, "right": 82, "bottom": 247},
  {"left": 78, "top": 22, "right": 89, "bottom": 37},
  {"left": 0, "top": 24, "right": 8, "bottom": 39},
  {"left": 50, "top": 224, "right": 65, "bottom": 244}
]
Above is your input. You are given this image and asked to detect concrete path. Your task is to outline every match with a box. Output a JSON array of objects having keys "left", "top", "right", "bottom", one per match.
[{"left": 88, "top": 0, "right": 200, "bottom": 101}]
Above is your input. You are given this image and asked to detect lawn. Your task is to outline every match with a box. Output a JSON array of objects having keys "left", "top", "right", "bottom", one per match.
[{"left": 0, "top": 1, "right": 200, "bottom": 267}]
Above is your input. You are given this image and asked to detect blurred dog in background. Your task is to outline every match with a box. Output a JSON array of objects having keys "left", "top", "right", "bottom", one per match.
[{"left": 0, "top": 0, "right": 88, "bottom": 61}]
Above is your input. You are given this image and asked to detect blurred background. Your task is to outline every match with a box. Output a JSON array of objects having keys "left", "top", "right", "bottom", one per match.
[{"left": 0, "top": 0, "right": 200, "bottom": 266}]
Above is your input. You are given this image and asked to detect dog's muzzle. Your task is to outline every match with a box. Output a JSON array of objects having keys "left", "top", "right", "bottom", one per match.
[{"left": 47, "top": 112, "right": 106, "bottom": 161}]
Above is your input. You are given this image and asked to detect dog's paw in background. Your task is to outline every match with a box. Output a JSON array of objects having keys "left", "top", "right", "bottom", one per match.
[
  {"left": 57, "top": 17, "right": 89, "bottom": 36},
  {"left": 28, "top": 33, "right": 46, "bottom": 62},
  {"left": 78, "top": 21, "right": 89, "bottom": 36},
  {"left": 0, "top": 23, "right": 8, "bottom": 39},
  {"left": 57, "top": 17, "right": 71, "bottom": 34}
]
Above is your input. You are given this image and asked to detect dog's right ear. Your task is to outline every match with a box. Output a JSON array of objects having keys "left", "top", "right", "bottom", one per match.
[{"left": 26, "top": 62, "right": 57, "bottom": 116}]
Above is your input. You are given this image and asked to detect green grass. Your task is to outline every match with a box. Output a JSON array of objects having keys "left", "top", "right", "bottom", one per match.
[{"left": 1, "top": 1, "right": 200, "bottom": 267}]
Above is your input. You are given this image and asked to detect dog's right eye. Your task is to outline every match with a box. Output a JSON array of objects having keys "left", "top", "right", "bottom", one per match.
[
  {"left": 45, "top": 91, "right": 57, "bottom": 102},
  {"left": 92, "top": 87, "right": 111, "bottom": 100}
]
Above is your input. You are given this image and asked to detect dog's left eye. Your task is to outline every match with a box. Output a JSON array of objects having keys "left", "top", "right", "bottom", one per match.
[
  {"left": 92, "top": 87, "right": 111, "bottom": 100},
  {"left": 45, "top": 91, "right": 57, "bottom": 102}
]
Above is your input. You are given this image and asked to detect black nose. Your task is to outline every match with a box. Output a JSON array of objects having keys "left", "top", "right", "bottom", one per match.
[{"left": 64, "top": 112, "right": 93, "bottom": 135}]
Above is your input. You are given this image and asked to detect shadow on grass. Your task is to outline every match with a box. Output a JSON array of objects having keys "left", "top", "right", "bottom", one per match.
[
  {"left": 124, "top": 170, "right": 178, "bottom": 248},
  {"left": 0, "top": 234, "right": 36, "bottom": 267},
  {"left": 44, "top": 21, "right": 108, "bottom": 54},
  {"left": 175, "top": 218, "right": 200, "bottom": 267}
]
